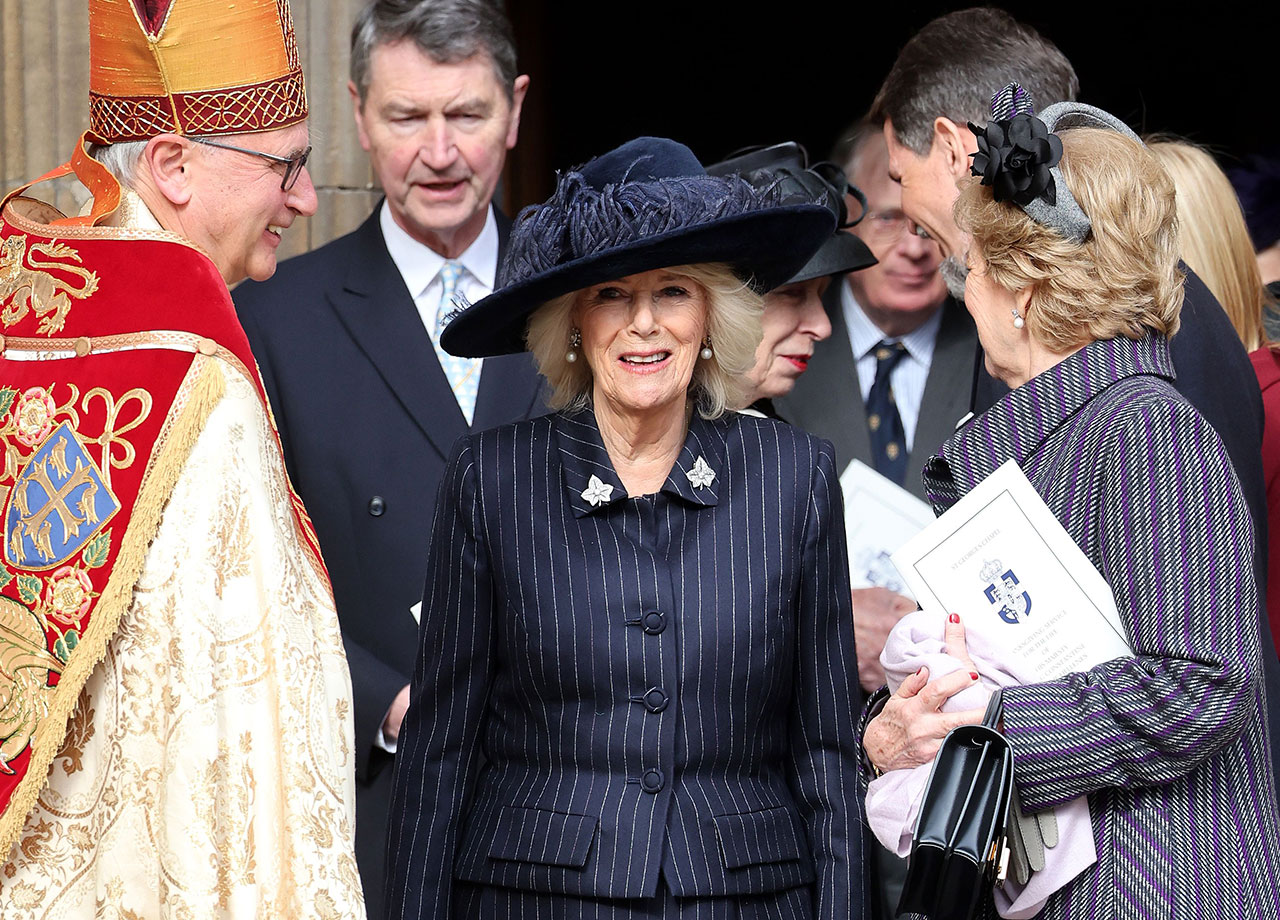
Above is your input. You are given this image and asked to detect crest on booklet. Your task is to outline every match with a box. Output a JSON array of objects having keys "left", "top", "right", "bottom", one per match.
[{"left": 980, "top": 558, "right": 1032, "bottom": 624}]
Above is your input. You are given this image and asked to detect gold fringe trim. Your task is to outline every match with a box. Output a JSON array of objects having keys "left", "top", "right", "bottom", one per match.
[{"left": 0, "top": 355, "right": 225, "bottom": 860}]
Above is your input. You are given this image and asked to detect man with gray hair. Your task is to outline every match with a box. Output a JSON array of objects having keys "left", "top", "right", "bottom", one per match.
[
  {"left": 869, "top": 4, "right": 1280, "bottom": 823},
  {"left": 233, "top": 1, "right": 544, "bottom": 913}
]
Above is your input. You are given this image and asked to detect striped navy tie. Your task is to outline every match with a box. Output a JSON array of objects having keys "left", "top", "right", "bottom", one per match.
[{"left": 866, "top": 339, "right": 909, "bottom": 485}]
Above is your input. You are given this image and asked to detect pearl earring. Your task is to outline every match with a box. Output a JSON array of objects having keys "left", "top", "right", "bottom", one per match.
[
  {"left": 567, "top": 327, "right": 581, "bottom": 363},
  {"left": 1011, "top": 308, "right": 1025, "bottom": 330},
  {"left": 700, "top": 336, "right": 714, "bottom": 360}
]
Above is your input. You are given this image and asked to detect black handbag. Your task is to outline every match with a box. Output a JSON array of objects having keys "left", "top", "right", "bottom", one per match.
[{"left": 898, "top": 689, "right": 1014, "bottom": 920}]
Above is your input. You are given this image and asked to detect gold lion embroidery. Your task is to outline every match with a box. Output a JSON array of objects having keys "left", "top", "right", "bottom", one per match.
[
  {"left": 0, "top": 235, "right": 100, "bottom": 336},
  {"left": 0, "top": 595, "right": 62, "bottom": 773}
]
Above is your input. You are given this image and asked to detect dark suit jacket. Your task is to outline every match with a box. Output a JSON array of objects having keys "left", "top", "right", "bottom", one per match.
[
  {"left": 777, "top": 284, "right": 975, "bottom": 500},
  {"left": 233, "top": 207, "right": 546, "bottom": 917},
  {"left": 974, "top": 264, "right": 1280, "bottom": 787},
  {"left": 385, "top": 410, "right": 865, "bottom": 919}
]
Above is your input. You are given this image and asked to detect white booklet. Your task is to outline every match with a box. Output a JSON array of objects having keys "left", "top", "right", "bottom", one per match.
[
  {"left": 890, "top": 459, "right": 1131, "bottom": 681},
  {"left": 840, "top": 459, "right": 937, "bottom": 599}
]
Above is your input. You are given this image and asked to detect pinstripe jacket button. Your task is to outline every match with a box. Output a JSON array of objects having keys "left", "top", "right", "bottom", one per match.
[
  {"left": 642, "top": 611, "right": 666, "bottom": 634},
  {"left": 368, "top": 496, "right": 386, "bottom": 517},
  {"left": 641, "top": 768, "right": 665, "bottom": 793},
  {"left": 642, "top": 687, "right": 669, "bottom": 713}
]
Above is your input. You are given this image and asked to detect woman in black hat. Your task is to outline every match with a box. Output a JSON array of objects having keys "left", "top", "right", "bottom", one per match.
[
  {"left": 706, "top": 143, "right": 877, "bottom": 417},
  {"left": 384, "top": 137, "right": 867, "bottom": 920}
]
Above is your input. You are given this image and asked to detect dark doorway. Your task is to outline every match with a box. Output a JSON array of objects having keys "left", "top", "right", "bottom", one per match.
[{"left": 504, "top": 1, "right": 1276, "bottom": 212}]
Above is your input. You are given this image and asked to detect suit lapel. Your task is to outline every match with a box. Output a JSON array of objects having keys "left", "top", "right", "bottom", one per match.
[
  {"left": 471, "top": 209, "right": 547, "bottom": 429},
  {"left": 473, "top": 354, "right": 545, "bottom": 430},
  {"left": 494, "top": 208, "right": 512, "bottom": 254},
  {"left": 326, "top": 210, "right": 468, "bottom": 460},
  {"left": 905, "top": 297, "right": 978, "bottom": 495}
]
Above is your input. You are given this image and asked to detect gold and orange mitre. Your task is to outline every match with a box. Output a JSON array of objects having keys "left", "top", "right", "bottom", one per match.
[{"left": 88, "top": 0, "right": 307, "bottom": 144}]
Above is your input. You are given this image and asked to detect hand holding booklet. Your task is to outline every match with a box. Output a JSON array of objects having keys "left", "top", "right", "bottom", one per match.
[
  {"left": 868, "top": 460, "right": 1132, "bottom": 919},
  {"left": 890, "top": 459, "right": 1132, "bottom": 681}
]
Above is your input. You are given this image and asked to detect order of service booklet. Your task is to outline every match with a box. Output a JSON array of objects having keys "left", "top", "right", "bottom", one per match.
[
  {"left": 890, "top": 459, "right": 1132, "bottom": 681},
  {"left": 840, "top": 459, "right": 937, "bottom": 600}
]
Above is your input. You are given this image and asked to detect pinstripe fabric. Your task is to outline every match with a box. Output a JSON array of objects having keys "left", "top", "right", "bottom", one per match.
[
  {"left": 385, "top": 409, "right": 865, "bottom": 920},
  {"left": 923, "top": 333, "right": 1280, "bottom": 918},
  {"left": 454, "top": 879, "right": 813, "bottom": 918}
]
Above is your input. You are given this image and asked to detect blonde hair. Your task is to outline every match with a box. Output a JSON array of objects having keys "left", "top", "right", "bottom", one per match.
[
  {"left": 1148, "top": 137, "right": 1271, "bottom": 351},
  {"left": 955, "top": 127, "right": 1183, "bottom": 353},
  {"left": 525, "top": 263, "right": 762, "bottom": 419}
]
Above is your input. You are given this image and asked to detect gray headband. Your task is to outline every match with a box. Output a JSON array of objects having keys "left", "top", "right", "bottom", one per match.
[
  {"left": 970, "top": 85, "right": 1143, "bottom": 243},
  {"left": 1026, "top": 102, "right": 1141, "bottom": 242}
]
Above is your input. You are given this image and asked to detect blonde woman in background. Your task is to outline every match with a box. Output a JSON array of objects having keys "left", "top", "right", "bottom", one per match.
[
  {"left": 1149, "top": 136, "right": 1280, "bottom": 658},
  {"left": 1148, "top": 138, "right": 1276, "bottom": 348}
]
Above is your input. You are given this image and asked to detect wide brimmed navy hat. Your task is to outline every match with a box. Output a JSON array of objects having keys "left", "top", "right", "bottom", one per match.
[
  {"left": 707, "top": 142, "right": 877, "bottom": 283},
  {"left": 441, "top": 136, "right": 837, "bottom": 358}
]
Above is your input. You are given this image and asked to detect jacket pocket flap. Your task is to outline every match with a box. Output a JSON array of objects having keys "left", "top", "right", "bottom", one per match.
[
  {"left": 487, "top": 806, "right": 598, "bottom": 868},
  {"left": 712, "top": 807, "right": 806, "bottom": 869}
]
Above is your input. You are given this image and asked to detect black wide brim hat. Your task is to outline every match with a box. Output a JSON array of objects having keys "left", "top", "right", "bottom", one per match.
[
  {"left": 789, "top": 229, "right": 876, "bottom": 284},
  {"left": 441, "top": 136, "right": 837, "bottom": 358},
  {"left": 707, "top": 142, "right": 876, "bottom": 285}
]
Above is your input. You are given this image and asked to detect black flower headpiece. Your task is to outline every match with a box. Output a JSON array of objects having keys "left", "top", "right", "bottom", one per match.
[
  {"left": 968, "top": 83, "right": 1063, "bottom": 207},
  {"left": 966, "top": 85, "right": 1147, "bottom": 244}
]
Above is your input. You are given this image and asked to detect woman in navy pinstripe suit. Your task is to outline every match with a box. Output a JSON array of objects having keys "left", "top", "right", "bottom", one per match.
[
  {"left": 383, "top": 138, "right": 868, "bottom": 920},
  {"left": 866, "top": 97, "right": 1280, "bottom": 917}
]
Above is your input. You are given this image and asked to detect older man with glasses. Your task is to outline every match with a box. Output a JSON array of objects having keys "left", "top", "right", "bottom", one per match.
[{"left": 0, "top": 0, "right": 363, "bottom": 915}]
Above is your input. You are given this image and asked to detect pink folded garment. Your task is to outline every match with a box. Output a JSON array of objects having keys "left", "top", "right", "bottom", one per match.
[{"left": 866, "top": 607, "right": 1097, "bottom": 919}]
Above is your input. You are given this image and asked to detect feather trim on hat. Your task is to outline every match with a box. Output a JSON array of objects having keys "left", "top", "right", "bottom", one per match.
[{"left": 499, "top": 172, "right": 785, "bottom": 289}]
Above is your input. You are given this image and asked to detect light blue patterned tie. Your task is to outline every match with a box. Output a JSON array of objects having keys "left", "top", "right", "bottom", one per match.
[{"left": 432, "top": 260, "right": 481, "bottom": 424}]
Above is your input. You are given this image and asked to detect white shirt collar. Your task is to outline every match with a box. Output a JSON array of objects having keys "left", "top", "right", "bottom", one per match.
[
  {"left": 841, "top": 280, "right": 943, "bottom": 366},
  {"left": 379, "top": 201, "right": 500, "bottom": 299}
]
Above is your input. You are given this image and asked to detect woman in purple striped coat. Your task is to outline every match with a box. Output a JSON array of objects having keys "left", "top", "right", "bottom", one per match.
[{"left": 864, "top": 97, "right": 1280, "bottom": 917}]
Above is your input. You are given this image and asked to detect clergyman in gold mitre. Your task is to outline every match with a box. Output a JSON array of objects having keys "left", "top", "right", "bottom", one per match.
[
  {"left": 0, "top": 1, "right": 364, "bottom": 916},
  {"left": 7, "top": 0, "right": 317, "bottom": 284},
  {"left": 88, "top": 0, "right": 308, "bottom": 143}
]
